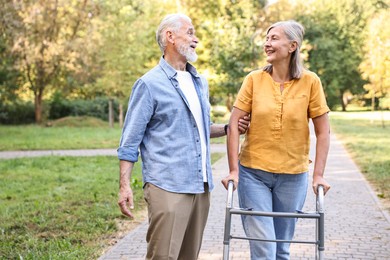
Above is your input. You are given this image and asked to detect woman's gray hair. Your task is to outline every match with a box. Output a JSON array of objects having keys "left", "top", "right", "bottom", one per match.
[
  {"left": 263, "top": 20, "right": 305, "bottom": 79},
  {"left": 156, "top": 13, "right": 192, "bottom": 53}
]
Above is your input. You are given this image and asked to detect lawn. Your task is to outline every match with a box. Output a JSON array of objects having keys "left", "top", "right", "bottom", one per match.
[
  {"left": 0, "top": 153, "right": 225, "bottom": 259},
  {"left": 329, "top": 111, "right": 390, "bottom": 203},
  {"left": 0, "top": 124, "right": 122, "bottom": 151},
  {"left": 0, "top": 116, "right": 227, "bottom": 151}
]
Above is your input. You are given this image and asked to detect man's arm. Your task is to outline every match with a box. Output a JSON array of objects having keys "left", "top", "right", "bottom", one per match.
[
  {"left": 118, "top": 160, "right": 135, "bottom": 218},
  {"left": 210, "top": 115, "right": 250, "bottom": 138}
]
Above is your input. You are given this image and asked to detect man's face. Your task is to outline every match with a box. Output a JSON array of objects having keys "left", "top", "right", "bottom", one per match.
[{"left": 174, "top": 20, "right": 199, "bottom": 62}]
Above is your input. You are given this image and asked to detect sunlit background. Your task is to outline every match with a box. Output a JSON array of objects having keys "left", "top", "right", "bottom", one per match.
[{"left": 0, "top": 0, "right": 389, "bottom": 125}]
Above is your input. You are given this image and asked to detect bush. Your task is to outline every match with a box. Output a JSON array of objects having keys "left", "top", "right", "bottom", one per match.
[
  {"left": 380, "top": 96, "right": 390, "bottom": 110},
  {"left": 0, "top": 95, "right": 121, "bottom": 125},
  {"left": 0, "top": 101, "right": 35, "bottom": 124},
  {"left": 49, "top": 94, "right": 120, "bottom": 122}
]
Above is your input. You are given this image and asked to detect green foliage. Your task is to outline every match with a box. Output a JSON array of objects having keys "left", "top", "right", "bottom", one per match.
[
  {"left": 0, "top": 0, "right": 102, "bottom": 123},
  {"left": 1, "top": 0, "right": 390, "bottom": 123},
  {"left": 0, "top": 94, "right": 122, "bottom": 125},
  {"left": 49, "top": 116, "right": 109, "bottom": 128},
  {"left": 95, "top": 0, "right": 166, "bottom": 101},
  {"left": 198, "top": 0, "right": 266, "bottom": 103},
  {"left": 380, "top": 96, "right": 390, "bottom": 110},
  {"left": 0, "top": 32, "right": 21, "bottom": 105},
  {"left": 0, "top": 156, "right": 144, "bottom": 259},
  {"left": 48, "top": 93, "right": 120, "bottom": 121},
  {"left": 297, "top": 0, "right": 375, "bottom": 110},
  {"left": 360, "top": 8, "right": 390, "bottom": 109},
  {"left": 0, "top": 100, "right": 35, "bottom": 125}
]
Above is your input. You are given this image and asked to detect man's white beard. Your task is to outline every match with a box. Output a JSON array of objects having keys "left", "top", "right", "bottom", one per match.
[{"left": 178, "top": 44, "right": 198, "bottom": 62}]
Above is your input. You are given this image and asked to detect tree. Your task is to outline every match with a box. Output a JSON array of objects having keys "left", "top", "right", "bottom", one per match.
[
  {"left": 94, "top": 0, "right": 165, "bottom": 100},
  {"left": 0, "top": 23, "right": 21, "bottom": 105},
  {"left": 0, "top": 0, "right": 99, "bottom": 123},
  {"left": 360, "top": 8, "right": 390, "bottom": 110},
  {"left": 297, "top": 0, "right": 375, "bottom": 110},
  {"left": 93, "top": 0, "right": 178, "bottom": 126},
  {"left": 187, "top": 0, "right": 266, "bottom": 104}
]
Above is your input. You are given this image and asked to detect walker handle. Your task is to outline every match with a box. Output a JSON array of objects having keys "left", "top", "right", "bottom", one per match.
[
  {"left": 317, "top": 185, "right": 325, "bottom": 213},
  {"left": 226, "top": 180, "right": 234, "bottom": 208}
]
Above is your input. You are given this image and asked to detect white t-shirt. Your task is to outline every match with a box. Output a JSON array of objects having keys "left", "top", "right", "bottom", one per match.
[{"left": 176, "top": 70, "right": 207, "bottom": 182}]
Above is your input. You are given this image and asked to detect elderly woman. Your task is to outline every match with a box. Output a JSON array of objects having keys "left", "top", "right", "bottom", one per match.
[{"left": 222, "top": 20, "right": 331, "bottom": 260}]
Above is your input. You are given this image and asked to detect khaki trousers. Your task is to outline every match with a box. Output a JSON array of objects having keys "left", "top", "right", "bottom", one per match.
[{"left": 143, "top": 183, "right": 210, "bottom": 260}]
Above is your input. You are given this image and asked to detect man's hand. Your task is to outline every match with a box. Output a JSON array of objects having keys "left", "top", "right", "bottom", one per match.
[
  {"left": 238, "top": 115, "right": 250, "bottom": 134},
  {"left": 118, "top": 186, "right": 134, "bottom": 218}
]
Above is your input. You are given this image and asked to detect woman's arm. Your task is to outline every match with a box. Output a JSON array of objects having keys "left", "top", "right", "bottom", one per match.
[{"left": 312, "top": 113, "right": 331, "bottom": 195}]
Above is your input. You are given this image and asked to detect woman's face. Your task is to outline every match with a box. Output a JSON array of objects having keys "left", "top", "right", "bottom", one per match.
[{"left": 264, "top": 26, "right": 295, "bottom": 65}]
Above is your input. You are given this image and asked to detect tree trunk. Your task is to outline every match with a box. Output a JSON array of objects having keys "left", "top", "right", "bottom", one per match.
[
  {"left": 108, "top": 99, "right": 114, "bottom": 128},
  {"left": 34, "top": 91, "right": 43, "bottom": 124},
  {"left": 340, "top": 94, "right": 346, "bottom": 111},
  {"left": 119, "top": 103, "right": 123, "bottom": 128}
]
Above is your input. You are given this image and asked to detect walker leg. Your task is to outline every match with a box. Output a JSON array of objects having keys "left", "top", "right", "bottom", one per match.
[{"left": 223, "top": 181, "right": 234, "bottom": 260}]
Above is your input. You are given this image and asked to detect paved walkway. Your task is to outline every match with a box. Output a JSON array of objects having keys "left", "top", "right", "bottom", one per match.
[
  {"left": 1, "top": 129, "right": 390, "bottom": 259},
  {"left": 97, "top": 130, "right": 390, "bottom": 259}
]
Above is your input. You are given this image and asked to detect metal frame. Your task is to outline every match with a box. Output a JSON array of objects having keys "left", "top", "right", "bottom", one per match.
[{"left": 223, "top": 181, "right": 325, "bottom": 260}]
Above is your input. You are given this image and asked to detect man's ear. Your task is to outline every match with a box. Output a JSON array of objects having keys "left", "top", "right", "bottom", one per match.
[{"left": 167, "top": 31, "right": 175, "bottom": 44}]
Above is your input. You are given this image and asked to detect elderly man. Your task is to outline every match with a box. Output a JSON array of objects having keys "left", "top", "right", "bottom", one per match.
[{"left": 117, "top": 13, "right": 249, "bottom": 260}]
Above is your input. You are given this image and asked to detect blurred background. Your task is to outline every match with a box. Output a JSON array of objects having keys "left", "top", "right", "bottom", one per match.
[
  {"left": 0, "top": 0, "right": 389, "bottom": 125},
  {"left": 1, "top": 1, "right": 389, "bottom": 259}
]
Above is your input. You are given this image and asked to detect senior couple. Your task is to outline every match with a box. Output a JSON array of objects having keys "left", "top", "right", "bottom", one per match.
[{"left": 117, "top": 13, "right": 330, "bottom": 260}]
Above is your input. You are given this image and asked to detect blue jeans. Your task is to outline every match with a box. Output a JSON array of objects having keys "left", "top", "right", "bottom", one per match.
[{"left": 238, "top": 164, "right": 308, "bottom": 260}]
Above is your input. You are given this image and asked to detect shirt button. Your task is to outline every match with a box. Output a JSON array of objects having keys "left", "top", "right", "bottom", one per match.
[
  {"left": 199, "top": 170, "right": 201, "bottom": 172},
  {"left": 198, "top": 154, "right": 201, "bottom": 157},
  {"left": 196, "top": 139, "right": 199, "bottom": 142}
]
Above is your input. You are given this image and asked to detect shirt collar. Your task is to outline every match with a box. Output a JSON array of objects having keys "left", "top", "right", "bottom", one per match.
[{"left": 159, "top": 56, "right": 199, "bottom": 79}]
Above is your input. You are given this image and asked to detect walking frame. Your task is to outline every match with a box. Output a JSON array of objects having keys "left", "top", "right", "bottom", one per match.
[{"left": 223, "top": 180, "right": 325, "bottom": 260}]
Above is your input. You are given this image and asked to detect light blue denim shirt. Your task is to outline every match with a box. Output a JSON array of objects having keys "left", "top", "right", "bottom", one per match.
[{"left": 117, "top": 57, "right": 214, "bottom": 194}]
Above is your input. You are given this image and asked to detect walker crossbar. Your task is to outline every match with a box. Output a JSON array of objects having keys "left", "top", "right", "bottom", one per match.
[
  {"left": 230, "top": 235, "right": 318, "bottom": 244},
  {"left": 222, "top": 181, "right": 325, "bottom": 260},
  {"left": 230, "top": 209, "right": 321, "bottom": 218}
]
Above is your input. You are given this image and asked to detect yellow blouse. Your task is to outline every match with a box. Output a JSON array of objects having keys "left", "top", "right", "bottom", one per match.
[{"left": 234, "top": 70, "right": 330, "bottom": 174}]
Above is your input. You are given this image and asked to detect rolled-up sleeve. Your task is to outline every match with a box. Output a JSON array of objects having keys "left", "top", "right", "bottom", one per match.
[
  {"left": 308, "top": 74, "right": 330, "bottom": 118},
  {"left": 117, "top": 79, "right": 153, "bottom": 162},
  {"left": 234, "top": 73, "right": 253, "bottom": 113}
]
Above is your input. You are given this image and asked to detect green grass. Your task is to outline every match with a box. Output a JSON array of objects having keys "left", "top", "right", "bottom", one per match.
[
  {"left": 0, "top": 116, "right": 227, "bottom": 150},
  {"left": 0, "top": 156, "right": 133, "bottom": 259},
  {"left": 0, "top": 125, "right": 122, "bottom": 151},
  {"left": 0, "top": 153, "right": 225, "bottom": 259},
  {"left": 330, "top": 111, "right": 390, "bottom": 202}
]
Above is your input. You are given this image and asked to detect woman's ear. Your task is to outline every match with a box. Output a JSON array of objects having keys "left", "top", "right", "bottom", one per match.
[{"left": 289, "top": 41, "right": 298, "bottom": 53}]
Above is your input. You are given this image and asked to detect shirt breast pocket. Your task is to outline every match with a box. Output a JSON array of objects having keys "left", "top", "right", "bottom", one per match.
[{"left": 284, "top": 94, "right": 309, "bottom": 129}]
